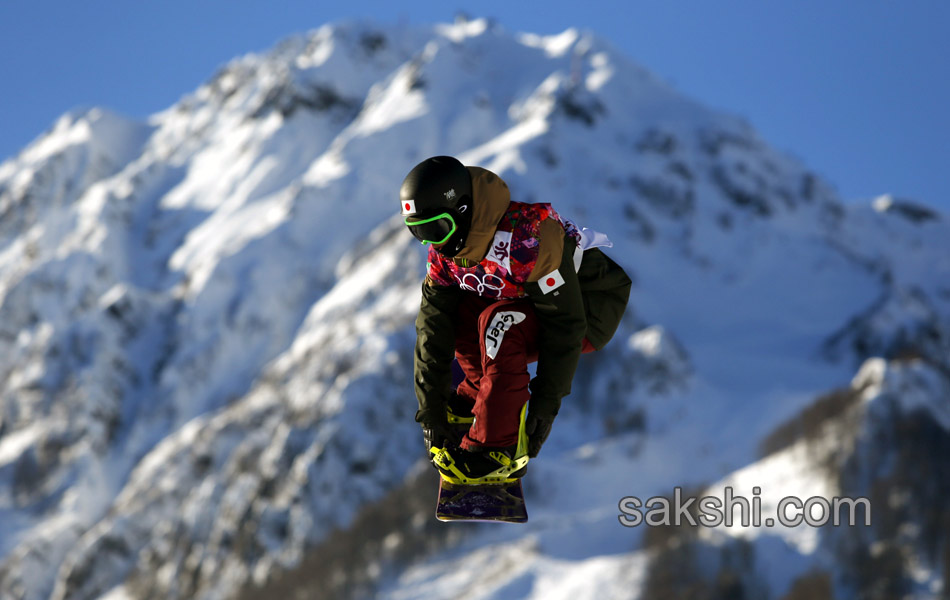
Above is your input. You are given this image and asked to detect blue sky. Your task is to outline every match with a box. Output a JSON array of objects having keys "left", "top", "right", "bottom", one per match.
[{"left": 1, "top": 1, "right": 947, "bottom": 210}]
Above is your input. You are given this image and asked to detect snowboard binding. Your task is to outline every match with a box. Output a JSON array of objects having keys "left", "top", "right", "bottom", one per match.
[{"left": 430, "top": 403, "right": 530, "bottom": 485}]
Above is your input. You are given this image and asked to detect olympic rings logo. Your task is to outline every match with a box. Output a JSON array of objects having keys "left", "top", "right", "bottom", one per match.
[{"left": 456, "top": 272, "right": 507, "bottom": 298}]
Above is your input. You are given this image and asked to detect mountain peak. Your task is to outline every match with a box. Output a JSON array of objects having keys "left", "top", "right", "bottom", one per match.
[
  {"left": 0, "top": 17, "right": 946, "bottom": 600},
  {"left": 0, "top": 107, "right": 149, "bottom": 179},
  {"left": 872, "top": 194, "right": 941, "bottom": 223}
]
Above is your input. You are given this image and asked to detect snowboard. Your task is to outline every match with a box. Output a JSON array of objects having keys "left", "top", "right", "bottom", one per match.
[
  {"left": 433, "top": 384, "right": 530, "bottom": 523},
  {"left": 436, "top": 478, "right": 528, "bottom": 523}
]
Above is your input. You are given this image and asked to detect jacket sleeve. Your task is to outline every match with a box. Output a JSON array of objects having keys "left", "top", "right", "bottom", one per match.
[
  {"left": 524, "top": 221, "right": 587, "bottom": 418},
  {"left": 413, "top": 276, "right": 462, "bottom": 425}
]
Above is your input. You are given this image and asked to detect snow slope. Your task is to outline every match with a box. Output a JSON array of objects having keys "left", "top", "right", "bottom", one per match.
[{"left": 0, "top": 16, "right": 947, "bottom": 600}]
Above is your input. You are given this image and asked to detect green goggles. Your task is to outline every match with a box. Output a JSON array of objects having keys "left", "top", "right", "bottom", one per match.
[{"left": 405, "top": 212, "right": 457, "bottom": 245}]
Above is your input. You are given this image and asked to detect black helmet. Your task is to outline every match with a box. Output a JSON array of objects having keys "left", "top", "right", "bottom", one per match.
[{"left": 400, "top": 156, "right": 473, "bottom": 257}]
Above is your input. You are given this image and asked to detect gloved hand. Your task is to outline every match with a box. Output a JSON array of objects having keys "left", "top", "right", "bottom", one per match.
[
  {"left": 420, "top": 419, "right": 458, "bottom": 455},
  {"left": 525, "top": 412, "right": 556, "bottom": 458}
]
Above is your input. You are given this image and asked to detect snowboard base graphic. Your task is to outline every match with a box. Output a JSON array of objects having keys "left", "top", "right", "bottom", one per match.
[{"left": 436, "top": 478, "right": 528, "bottom": 523}]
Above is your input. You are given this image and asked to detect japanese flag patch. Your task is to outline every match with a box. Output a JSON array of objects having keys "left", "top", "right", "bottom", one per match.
[
  {"left": 401, "top": 199, "right": 417, "bottom": 216},
  {"left": 538, "top": 269, "right": 565, "bottom": 294}
]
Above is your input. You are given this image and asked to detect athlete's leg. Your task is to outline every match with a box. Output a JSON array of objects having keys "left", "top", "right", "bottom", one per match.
[{"left": 461, "top": 299, "right": 538, "bottom": 450}]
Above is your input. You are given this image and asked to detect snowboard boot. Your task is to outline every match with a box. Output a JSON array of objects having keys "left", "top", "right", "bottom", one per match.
[
  {"left": 445, "top": 392, "right": 475, "bottom": 446},
  {"left": 446, "top": 392, "right": 475, "bottom": 425}
]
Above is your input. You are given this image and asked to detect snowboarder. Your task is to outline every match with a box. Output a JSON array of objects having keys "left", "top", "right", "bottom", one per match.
[{"left": 402, "top": 156, "right": 631, "bottom": 484}]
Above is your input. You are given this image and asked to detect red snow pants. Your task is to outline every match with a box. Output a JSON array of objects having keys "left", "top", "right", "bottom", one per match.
[{"left": 453, "top": 295, "right": 595, "bottom": 450}]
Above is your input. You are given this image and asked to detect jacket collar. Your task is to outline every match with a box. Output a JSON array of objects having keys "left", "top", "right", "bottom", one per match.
[{"left": 454, "top": 166, "right": 510, "bottom": 264}]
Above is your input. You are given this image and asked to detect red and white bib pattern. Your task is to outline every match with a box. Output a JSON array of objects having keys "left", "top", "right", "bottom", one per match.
[{"left": 426, "top": 202, "right": 580, "bottom": 298}]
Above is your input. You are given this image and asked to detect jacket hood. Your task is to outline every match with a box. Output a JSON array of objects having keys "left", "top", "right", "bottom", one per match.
[{"left": 454, "top": 166, "right": 511, "bottom": 263}]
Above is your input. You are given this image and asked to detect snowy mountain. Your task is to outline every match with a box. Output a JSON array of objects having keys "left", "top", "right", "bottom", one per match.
[{"left": 1, "top": 16, "right": 948, "bottom": 600}]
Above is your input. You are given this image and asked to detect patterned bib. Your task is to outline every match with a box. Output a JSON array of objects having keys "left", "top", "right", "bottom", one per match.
[{"left": 427, "top": 202, "right": 580, "bottom": 298}]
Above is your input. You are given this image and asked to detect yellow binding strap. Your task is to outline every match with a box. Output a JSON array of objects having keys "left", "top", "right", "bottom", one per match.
[{"left": 429, "top": 403, "right": 531, "bottom": 485}]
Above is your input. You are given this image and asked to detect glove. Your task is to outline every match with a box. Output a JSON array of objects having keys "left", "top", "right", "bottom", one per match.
[
  {"left": 420, "top": 419, "right": 458, "bottom": 455},
  {"left": 525, "top": 413, "right": 555, "bottom": 458}
]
